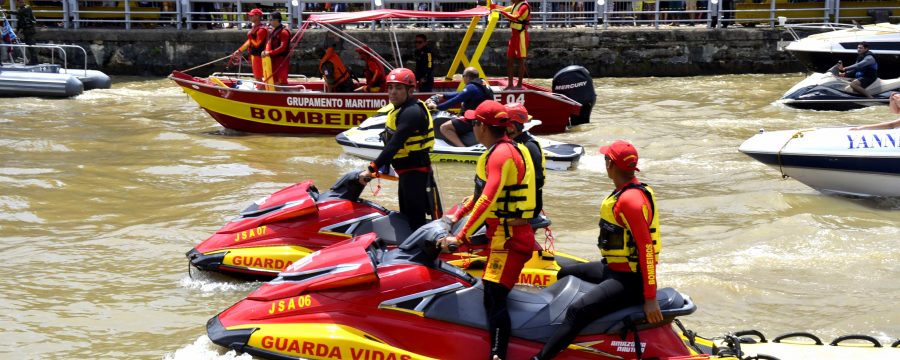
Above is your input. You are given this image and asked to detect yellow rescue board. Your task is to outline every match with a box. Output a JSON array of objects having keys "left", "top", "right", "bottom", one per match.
[
  {"left": 715, "top": 339, "right": 900, "bottom": 360},
  {"left": 262, "top": 56, "right": 275, "bottom": 91}
]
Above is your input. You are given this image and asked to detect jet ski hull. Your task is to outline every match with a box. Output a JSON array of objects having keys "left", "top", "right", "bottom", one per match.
[
  {"left": 336, "top": 114, "right": 584, "bottom": 171},
  {"left": 739, "top": 127, "right": 900, "bottom": 197},
  {"left": 779, "top": 72, "right": 899, "bottom": 111}
]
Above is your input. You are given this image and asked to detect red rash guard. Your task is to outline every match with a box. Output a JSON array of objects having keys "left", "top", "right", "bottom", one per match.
[
  {"left": 266, "top": 26, "right": 290, "bottom": 58},
  {"left": 610, "top": 178, "right": 657, "bottom": 300},
  {"left": 454, "top": 139, "right": 528, "bottom": 245}
]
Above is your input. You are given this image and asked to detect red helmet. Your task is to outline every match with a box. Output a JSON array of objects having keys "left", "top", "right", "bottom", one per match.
[
  {"left": 386, "top": 68, "right": 416, "bottom": 87},
  {"left": 247, "top": 8, "right": 264, "bottom": 17},
  {"left": 504, "top": 102, "right": 530, "bottom": 124}
]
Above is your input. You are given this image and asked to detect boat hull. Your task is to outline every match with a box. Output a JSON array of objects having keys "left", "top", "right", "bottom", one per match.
[
  {"left": 739, "top": 127, "right": 900, "bottom": 197},
  {"left": 169, "top": 71, "right": 582, "bottom": 135}
]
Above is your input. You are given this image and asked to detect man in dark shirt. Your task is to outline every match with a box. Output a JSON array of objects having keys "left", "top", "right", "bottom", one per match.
[
  {"left": 413, "top": 33, "right": 434, "bottom": 92},
  {"left": 15, "top": 3, "right": 36, "bottom": 65},
  {"left": 358, "top": 68, "right": 438, "bottom": 230},
  {"left": 429, "top": 67, "right": 494, "bottom": 147}
]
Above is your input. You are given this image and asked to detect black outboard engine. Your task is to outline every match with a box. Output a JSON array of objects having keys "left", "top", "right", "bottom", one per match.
[{"left": 551, "top": 65, "right": 596, "bottom": 126}]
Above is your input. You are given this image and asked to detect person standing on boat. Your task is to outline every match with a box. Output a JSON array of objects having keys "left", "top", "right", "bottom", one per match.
[
  {"left": 495, "top": 0, "right": 530, "bottom": 90},
  {"left": 840, "top": 42, "right": 878, "bottom": 99},
  {"left": 439, "top": 100, "right": 537, "bottom": 360},
  {"left": 319, "top": 44, "right": 354, "bottom": 92},
  {"left": 505, "top": 102, "right": 545, "bottom": 225},
  {"left": 414, "top": 33, "right": 434, "bottom": 92},
  {"left": 15, "top": 3, "right": 36, "bottom": 65},
  {"left": 263, "top": 12, "right": 291, "bottom": 87},
  {"left": 429, "top": 67, "right": 494, "bottom": 147},
  {"left": 358, "top": 68, "right": 439, "bottom": 231},
  {"left": 531, "top": 140, "right": 663, "bottom": 360},
  {"left": 355, "top": 45, "right": 385, "bottom": 92},
  {"left": 233, "top": 8, "right": 268, "bottom": 88}
]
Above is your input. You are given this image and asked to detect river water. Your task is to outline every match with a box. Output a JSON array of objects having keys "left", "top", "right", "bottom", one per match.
[{"left": 1, "top": 75, "right": 898, "bottom": 359}]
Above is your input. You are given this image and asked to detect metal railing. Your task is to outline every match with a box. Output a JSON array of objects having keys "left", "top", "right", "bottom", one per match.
[
  {"left": 2, "top": 0, "right": 898, "bottom": 29},
  {"left": 0, "top": 42, "right": 91, "bottom": 76}
]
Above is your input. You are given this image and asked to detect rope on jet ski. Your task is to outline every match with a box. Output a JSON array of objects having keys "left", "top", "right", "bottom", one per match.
[
  {"left": 539, "top": 209, "right": 556, "bottom": 255},
  {"left": 775, "top": 130, "right": 809, "bottom": 179},
  {"left": 675, "top": 319, "right": 707, "bottom": 355}
]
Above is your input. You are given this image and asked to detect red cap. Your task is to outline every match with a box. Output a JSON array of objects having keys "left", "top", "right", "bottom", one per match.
[
  {"left": 355, "top": 45, "right": 372, "bottom": 56},
  {"left": 247, "top": 8, "right": 264, "bottom": 17},
  {"left": 504, "top": 102, "right": 530, "bottom": 124},
  {"left": 464, "top": 100, "right": 512, "bottom": 127},
  {"left": 600, "top": 140, "right": 640, "bottom": 172}
]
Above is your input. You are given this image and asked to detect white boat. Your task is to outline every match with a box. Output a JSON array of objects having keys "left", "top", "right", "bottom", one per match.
[
  {"left": 785, "top": 23, "right": 900, "bottom": 79},
  {"left": 0, "top": 44, "right": 111, "bottom": 97},
  {"left": 336, "top": 112, "right": 584, "bottom": 171},
  {"left": 739, "top": 127, "right": 900, "bottom": 197}
]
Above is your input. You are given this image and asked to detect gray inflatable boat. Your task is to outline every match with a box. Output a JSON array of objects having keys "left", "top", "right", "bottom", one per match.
[{"left": 1, "top": 44, "right": 111, "bottom": 97}]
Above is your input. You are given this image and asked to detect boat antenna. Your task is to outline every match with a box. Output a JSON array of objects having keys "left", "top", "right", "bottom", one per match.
[{"left": 386, "top": 18, "right": 403, "bottom": 68}]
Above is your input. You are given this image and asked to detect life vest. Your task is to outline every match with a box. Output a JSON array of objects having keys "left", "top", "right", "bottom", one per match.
[
  {"left": 461, "top": 78, "right": 495, "bottom": 113},
  {"left": 383, "top": 100, "right": 434, "bottom": 159},
  {"left": 855, "top": 51, "right": 878, "bottom": 79},
  {"left": 247, "top": 24, "right": 267, "bottom": 56},
  {"left": 598, "top": 182, "right": 660, "bottom": 273},
  {"left": 319, "top": 48, "right": 351, "bottom": 88},
  {"left": 364, "top": 58, "right": 385, "bottom": 92},
  {"left": 472, "top": 140, "right": 537, "bottom": 220},
  {"left": 509, "top": 1, "right": 530, "bottom": 31},
  {"left": 268, "top": 25, "right": 290, "bottom": 58},
  {"left": 519, "top": 135, "right": 545, "bottom": 189}
]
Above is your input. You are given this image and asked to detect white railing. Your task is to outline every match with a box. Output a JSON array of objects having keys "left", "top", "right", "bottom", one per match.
[{"left": 3, "top": 0, "right": 898, "bottom": 29}]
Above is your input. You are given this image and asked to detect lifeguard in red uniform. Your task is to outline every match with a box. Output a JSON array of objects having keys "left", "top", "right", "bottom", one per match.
[
  {"left": 355, "top": 45, "right": 386, "bottom": 92},
  {"left": 263, "top": 11, "right": 292, "bottom": 87},
  {"left": 233, "top": 8, "right": 268, "bottom": 88},
  {"left": 496, "top": 0, "right": 530, "bottom": 89}
]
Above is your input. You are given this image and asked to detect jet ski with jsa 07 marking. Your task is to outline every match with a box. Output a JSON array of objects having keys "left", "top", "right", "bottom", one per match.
[
  {"left": 336, "top": 111, "right": 584, "bottom": 171},
  {"left": 186, "top": 171, "right": 585, "bottom": 284}
]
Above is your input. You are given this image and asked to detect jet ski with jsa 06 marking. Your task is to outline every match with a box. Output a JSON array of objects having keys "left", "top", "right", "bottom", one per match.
[
  {"left": 206, "top": 220, "right": 709, "bottom": 360},
  {"left": 779, "top": 66, "right": 900, "bottom": 111},
  {"left": 186, "top": 171, "right": 585, "bottom": 284},
  {"left": 336, "top": 111, "right": 584, "bottom": 171}
]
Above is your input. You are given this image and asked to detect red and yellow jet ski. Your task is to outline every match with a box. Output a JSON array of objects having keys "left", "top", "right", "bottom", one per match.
[
  {"left": 205, "top": 220, "right": 900, "bottom": 360},
  {"left": 187, "top": 171, "right": 584, "bottom": 287}
]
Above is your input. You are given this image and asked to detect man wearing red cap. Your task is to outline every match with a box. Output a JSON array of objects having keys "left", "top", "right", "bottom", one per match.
[
  {"left": 531, "top": 140, "right": 662, "bottom": 360},
  {"left": 441, "top": 100, "right": 537, "bottom": 360},
  {"left": 355, "top": 46, "right": 385, "bottom": 92},
  {"left": 233, "top": 8, "right": 268, "bottom": 88},
  {"left": 505, "top": 102, "right": 545, "bottom": 223},
  {"left": 358, "top": 68, "right": 438, "bottom": 231},
  {"left": 263, "top": 12, "right": 291, "bottom": 87}
]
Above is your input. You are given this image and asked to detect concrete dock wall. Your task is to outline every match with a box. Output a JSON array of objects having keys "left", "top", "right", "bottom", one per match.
[{"left": 34, "top": 28, "right": 802, "bottom": 77}]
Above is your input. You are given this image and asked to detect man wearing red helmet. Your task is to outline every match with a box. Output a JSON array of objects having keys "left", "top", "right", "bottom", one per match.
[
  {"left": 505, "top": 103, "right": 545, "bottom": 223},
  {"left": 440, "top": 100, "right": 537, "bottom": 360},
  {"left": 233, "top": 8, "right": 268, "bottom": 88},
  {"left": 263, "top": 12, "right": 291, "bottom": 87},
  {"left": 531, "top": 140, "right": 662, "bottom": 360},
  {"left": 358, "top": 68, "right": 439, "bottom": 231},
  {"left": 355, "top": 46, "right": 385, "bottom": 92}
]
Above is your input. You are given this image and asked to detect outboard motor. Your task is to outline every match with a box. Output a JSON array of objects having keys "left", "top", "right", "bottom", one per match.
[{"left": 551, "top": 65, "right": 595, "bottom": 126}]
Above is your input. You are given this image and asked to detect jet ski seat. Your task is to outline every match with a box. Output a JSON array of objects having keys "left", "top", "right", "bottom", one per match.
[
  {"left": 433, "top": 113, "right": 479, "bottom": 147},
  {"left": 863, "top": 77, "right": 900, "bottom": 96},
  {"left": 352, "top": 212, "right": 412, "bottom": 246},
  {"left": 423, "top": 276, "right": 696, "bottom": 343}
]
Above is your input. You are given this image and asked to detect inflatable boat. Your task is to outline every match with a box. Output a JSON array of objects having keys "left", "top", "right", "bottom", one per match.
[
  {"left": 336, "top": 112, "right": 584, "bottom": 171},
  {"left": 739, "top": 127, "right": 900, "bottom": 197},
  {"left": 0, "top": 44, "right": 111, "bottom": 97}
]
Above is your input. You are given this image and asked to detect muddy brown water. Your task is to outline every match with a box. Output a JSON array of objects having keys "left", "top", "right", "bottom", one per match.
[{"left": 1, "top": 75, "right": 898, "bottom": 359}]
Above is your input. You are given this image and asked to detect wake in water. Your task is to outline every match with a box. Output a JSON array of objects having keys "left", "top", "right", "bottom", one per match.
[
  {"left": 162, "top": 336, "right": 253, "bottom": 360},
  {"left": 179, "top": 270, "right": 261, "bottom": 295}
]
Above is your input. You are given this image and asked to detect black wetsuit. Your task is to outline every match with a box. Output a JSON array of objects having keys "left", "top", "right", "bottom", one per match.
[
  {"left": 414, "top": 45, "right": 434, "bottom": 92},
  {"left": 372, "top": 98, "right": 433, "bottom": 230}
]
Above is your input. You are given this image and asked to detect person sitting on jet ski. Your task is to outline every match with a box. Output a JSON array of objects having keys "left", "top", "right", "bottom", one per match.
[
  {"left": 505, "top": 102, "right": 546, "bottom": 226},
  {"left": 427, "top": 67, "right": 495, "bottom": 147},
  {"left": 852, "top": 92, "right": 900, "bottom": 130},
  {"left": 358, "top": 68, "right": 438, "bottom": 231},
  {"left": 839, "top": 42, "right": 878, "bottom": 99},
  {"left": 439, "top": 100, "right": 537, "bottom": 360},
  {"left": 531, "top": 140, "right": 663, "bottom": 360}
]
